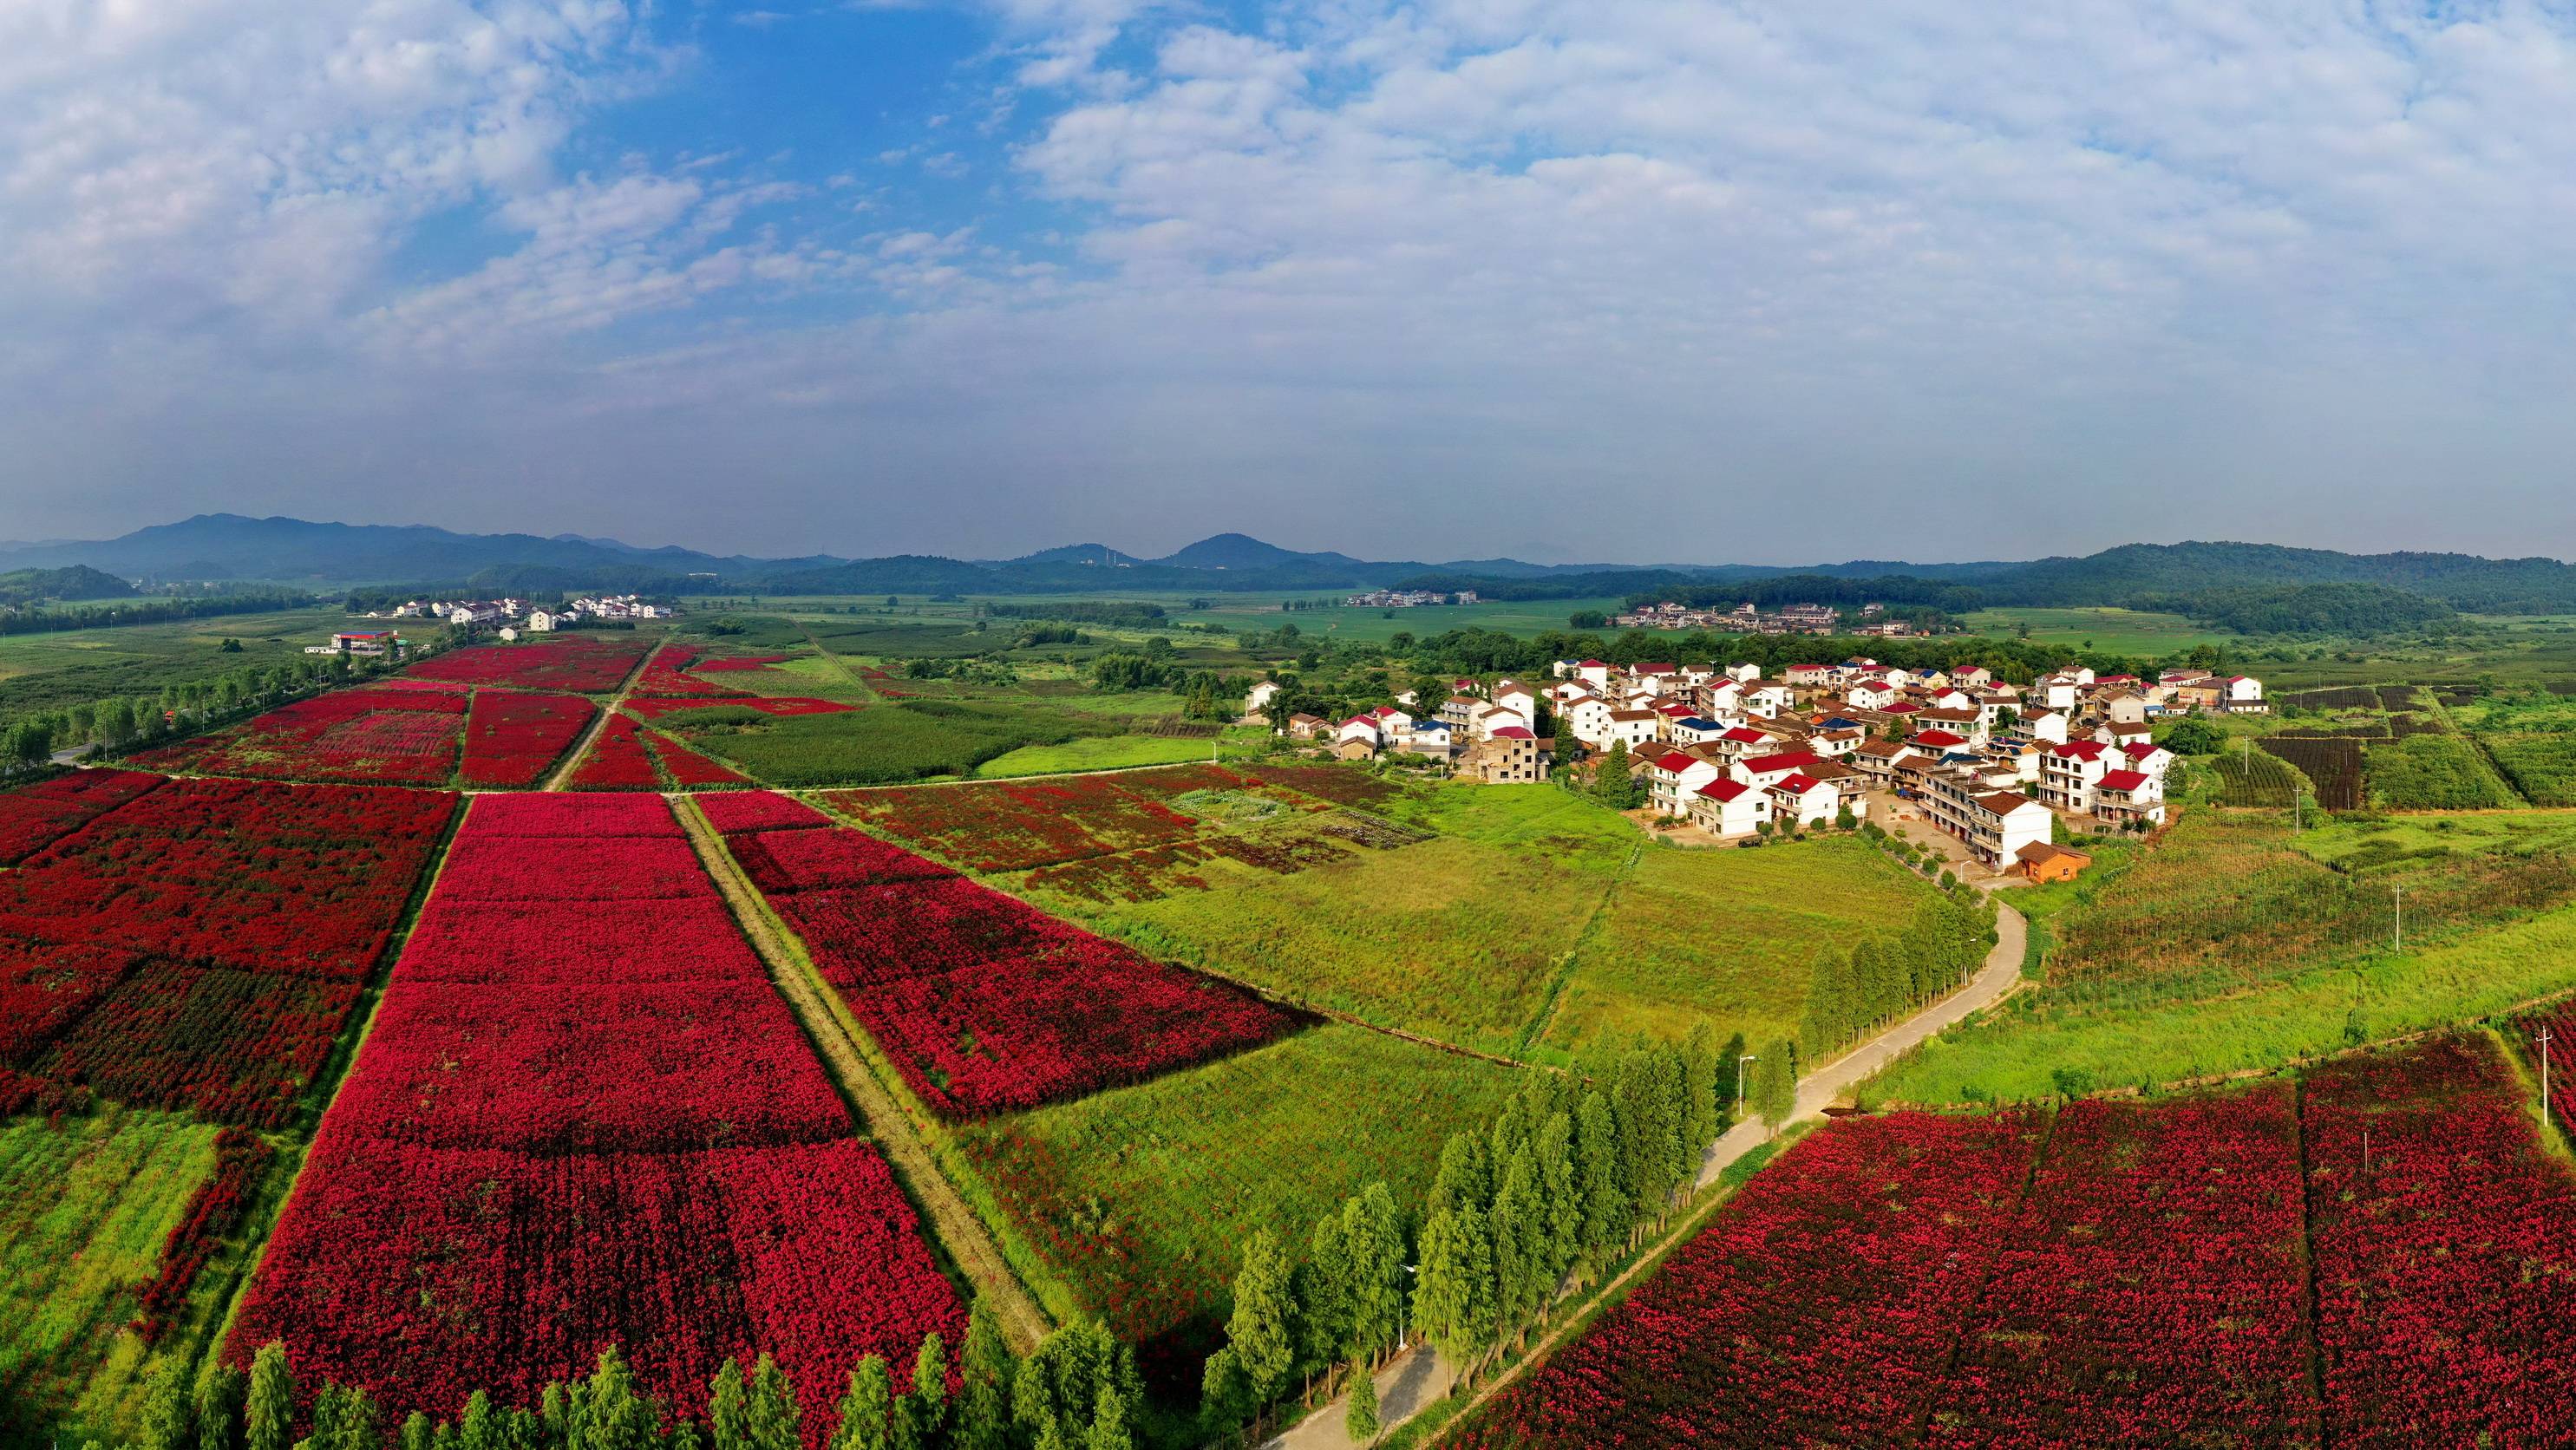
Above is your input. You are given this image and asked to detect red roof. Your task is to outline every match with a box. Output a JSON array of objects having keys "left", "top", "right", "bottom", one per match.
[
  {"left": 1773, "top": 773, "right": 1821, "bottom": 794},
  {"left": 1881, "top": 702, "right": 1919, "bottom": 714},
  {"left": 1634, "top": 663, "right": 1677, "bottom": 674},
  {"left": 1909, "top": 729, "right": 1970, "bottom": 748},
  {"left": 1696, "top": 779, "right": 1753, "bottom": 803},
  {"left": 1647, "top": 750, "right": 1693, "bottom": 771},
  {"left": 1721, "top": 727, "right": 1768, "bottom": 744},
  {"left": 2122, "top": 741, "right": 2162, "bottom": 760},
  {"left": 1655, "top": 702, "right": 1695, "bottom": 716},
  {"left": 1490, "top": 726, "right": 1534, "bottom": 740},
  {"left": 1578, "top": 658, "right": 1608, "bottom": 668},
  {"left": 1741, "top": 751, "right": 1821, "bottom": 775},
  {"left": 2050, "top": 740, "right": 2108, "bottom": 761},
  {"left": 2099, "top": 768, "right": 2150, "bottom": 792},
  {"left": 1369, "top": 705, "right": 1402, "bottom": 719}
]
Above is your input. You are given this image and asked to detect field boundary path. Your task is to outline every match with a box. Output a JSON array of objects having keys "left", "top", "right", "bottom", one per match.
[
  {"left": 1265, "top": 900, "right": 2030, "bottom": 1450},
  {"left": 539, "top": 643, "right": 654, "bottom": 791},
  {"left": 672, "top": 798, "right": 1054, "bottom": 1352}
]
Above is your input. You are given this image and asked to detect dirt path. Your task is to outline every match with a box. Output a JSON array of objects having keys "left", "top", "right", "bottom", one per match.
[
  {"left": 1266, "top": 900, "right": 2030, "bottom": 1450},
  {"left": 672, "top": 798, "right": 1054, "bottom": 1352},
  {"left": 540, "top": 643, "right": 655, "bottom": 792}
]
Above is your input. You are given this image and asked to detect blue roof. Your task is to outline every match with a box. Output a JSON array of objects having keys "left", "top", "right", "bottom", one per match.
[{"left": 1676, "top": 716, "right": 1718, "bottom": 730}]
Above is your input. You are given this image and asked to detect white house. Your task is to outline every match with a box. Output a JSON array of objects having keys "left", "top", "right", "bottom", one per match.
[
  {"left": 1734, "top": 750, "right": 1822, "bottom": 789},
  {"left": 1603, "top": 709, "right": 1661, "bottom": 750},
  {"left": 1767, "top": 772, "right": 1842, "bottom": 827},
  {"left": 1725, "top": 662, "right": 1763, "bottom": 683},
  {"left": 1493, "top": 680, "right": 1539, "bottom": 721},
  {"left": 1566, "top": 696, "right": 1618, "bottom": 747},
  {"left": 2224, "top": 676, "right": 2268, "bottom": 713},
  {"left": 2095, "top": 768, "right": 2167, "bottom": 826},
  {"left": 1246, "top": 680, "right": 1283, "bottom": 714},
  {"left": 1847, "top": 681, "right": 1899, "bottom": 710},
  {"left": 2040, "top": 739, "right": 2114, "bottom": 813},
  {"left": 1576, "top": 659, "right": 1614, "bottom": 689},
  {"left": 1689, "top": 778, "right": 1772, "bottom": 838},
  {"left": 2024, "top": 710, "right": 2071, "bottom": 745},
  {"left": 1641, "top": 749, "right": 1726, "bottom": 813}
]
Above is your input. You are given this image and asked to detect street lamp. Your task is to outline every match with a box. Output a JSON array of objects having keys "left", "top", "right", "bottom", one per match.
[
  {"left": 1736, "top": 1054, "right": 1758, "bottom": 1118},
  {"left": 1398, "top": 1263, "right": 1419, "bottom": 1351}
]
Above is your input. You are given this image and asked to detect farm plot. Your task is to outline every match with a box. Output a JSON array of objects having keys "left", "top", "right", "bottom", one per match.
[
  {"left": 662, "top": 700, "right": 1121, "bottom": 787},
  {"left": 2207, "top": 748, "right": 2302, "bottom": 807},
  {"left": 0, "top": 769, "right": 166, "bottom": 865},
  {"left": 709, "top": 813, "right": 1304, "bottom": 1118},
  {"left": 129, "top": 687, "right": 465, "bottom": 786},
  {"left": 403, "top": 635, "right": 646, "bottom": 692},
  {"left": 2477, "top": 731, "right": 2576, "bottom": 806},
  {"left": 2304, "top": 1035, "right": 2576, "bottom": 1447},
  {"left": 0, "top": 1108, "right": 234, "bottom": 1440},
  {"left": 0, "top": 778, "right": 455, "bottom": 1126},
  {"left": 2362, "top": 733, "right": 2514, "bottom": 809},
  {"left": 633, "top": 643, "right": 751, "bottom": 698},
  {"left": 1923, "top": 1088, "right": 2318, "bottom": 1448},
  {"left": 228, "top": 793, "right": 964, "bottom": 1439},
  {"left": 823, "top": 769, "right": 1225, "bottom": 872},
  {"left": 1453, "top": 1112, "right": 2043, "bottom": 1448},
  {"left": 1539, "top": 839, "right": 1942, "bottom": 1060},
  {"left": 623, "top": 696, "right": 854, "bottom": 720},
  {"left": 955, "top": 1025, "right": 1519, "bottom": 1364},
  {"left": 459, "top": 691, "right": 595, "bottom": 787},
  {"left": 2262, "top": 736, "right": 2364, "bottom": 809}
]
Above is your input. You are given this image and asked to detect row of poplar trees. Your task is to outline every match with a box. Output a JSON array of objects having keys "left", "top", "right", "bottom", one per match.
[
  {"left": 1200, "top": 1026, "right": 1748, "bottom": 1442},
  {"left": 1795, "top": 888, "right": 1996, "bottom": 1064},
  {"left": 128, "top": 1302, "right": 1141, "bottom": 1450}
]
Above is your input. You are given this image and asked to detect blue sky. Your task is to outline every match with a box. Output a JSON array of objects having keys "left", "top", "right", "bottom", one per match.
[{"left": 6, "top": 1, "right": 2576, "bottom": 565}]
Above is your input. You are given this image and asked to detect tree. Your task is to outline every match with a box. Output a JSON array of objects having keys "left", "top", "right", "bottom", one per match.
[
  {"left": 1425, "top": 1133, "right": 1490, "bottom": 1222},
  {"left": 401, "top": 1414, "right": 435, "bottom": 1450},
  {"left": 893, "top": 1332, "right": 947, "bottom": 1450},
  {"left": 1298, "top": 1211, "right": 1356, "bottom": 1380},
  {"left": 1083, "top": 1380, "right": 1131, "bottom": 1450},
  {"left": 956, "top": 1301, "right": 1017, "bottom": 1450},
  {"left": 1532, "top": 1112, "right": 1582, "bottom": 1289},
  {"left": 1680, "top": 1022, "right": 1723, "bottom": 1154},
  {"left": 142, "top": 1355, "right": 195, "bottom": 1450},
  {"left": 458, "top": 1393, "right": 500, "bottom": 1450},
  {"left": 1197, "top": 1349, "right": 1251, "bottom": 1440},
  {"left": 747, "top": 1355, "right": 802, "bottom": 1450},
  {"left": 1411, "top": 1201, "right": 1495, "bottom": 1375},
  {"left": 1344, "top": 1358, "right": 1381, "bottom": 1445},
  {"left": 1754, "top": 1037, "right": 1798, "bottom": 1133},
  {"left": 246, "top": 1342, "right": 298, "bottom": 1450},
  {"left": 1592, "top": 739, "right": 1638, "bottom": 809},
  {"left": 1014, "top": 1322, "right": 1137, "bottom": 1450},
  {"left": 1489, "top": 1146, "right": 1546, "bottom": 1337},
  {"left": 199, "top": 1364, "right": 249, "bottom": 1450},
  {"left": 1572, "top": 1090, "right": 1624, "bottom": 1257},
  {"left": 581, "top": 1346, "right": 662, "bottom": 1450},
  {"left": 1222, "top": 1229, "right": 1297, "bottom": 1409},
  {"left": 1342, "top": 1183, "right": 1407, "bottom": 1362},
  {"left": 829, "top": 1358, "right": 893, "bottom": 1450}
]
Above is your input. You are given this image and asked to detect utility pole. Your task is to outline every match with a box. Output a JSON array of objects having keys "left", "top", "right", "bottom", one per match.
[
  {"left": 2543, "top": 1025, "right": 2555, "bottom": 1130},
  {"left": 2394, "top": 884, "right": 2404, "bottom": 953}
]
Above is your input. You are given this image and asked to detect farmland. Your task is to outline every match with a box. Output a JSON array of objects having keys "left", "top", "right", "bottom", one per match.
[{"left": 1461, "top": 1035, "right": 2576, "bottom": 1449}]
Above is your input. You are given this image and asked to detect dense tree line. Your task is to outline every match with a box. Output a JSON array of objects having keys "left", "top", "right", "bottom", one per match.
[
  {"left": 125, "top": 1303, "right": 1134, "bottom": 1450},
  {"left": 0, "top": 592, "right": 316, "bottom": 637},
  {"left": 982, "top": 602, "right": 1167, "bottom": 629},
  {"left": 1200, "top": 1031, "right": 1747, "bottom": 1440},
  {"left": 1795, "top": 878, "right": 1996, "bottom": 1064},
  {"left": 2124, "top": 583, "right": 2460, "bottom": 638}
]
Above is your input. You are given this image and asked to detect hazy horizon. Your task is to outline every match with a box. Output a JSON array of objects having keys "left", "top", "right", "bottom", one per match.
[{"left": 9, "top": 2, "right": 2576, "bottom": 562}]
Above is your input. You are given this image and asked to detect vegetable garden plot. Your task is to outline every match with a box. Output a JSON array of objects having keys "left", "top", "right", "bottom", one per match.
[
  {"left": 131, "top": 687, "right": 465, "bottom": 786},
  {"left": 1924, "top": 1088, "right": 2320, "bottom": 1448},
  {"left": 1453, "top": 1112, "right": 2043, "bottom": 1448},
  {"left": 0, "top": 767, "right": 164, "bottom": 865},
  {"left": 404, "top": 636, "right": 647, "bottom": 692},
  {"left": 231, "top": 791, "right": 965, "bottom": 1440},
  {"left": 727, "top": 824, "right": 1304, "bottom": 1117},
  {"left": 822, "top": 774, "right": 1206, "bottom": 872},
  {"left": 460, "top": 690, "right": 596, "bottom": 787},
  {"left": 2304, "top": 1035, "right": 2576, "bottom": 1447}
]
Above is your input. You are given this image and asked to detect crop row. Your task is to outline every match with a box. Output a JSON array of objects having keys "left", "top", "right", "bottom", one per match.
[
  {"left": 624, "top": 695, "right": 857, "bottom": 720},
  {"left": 1466, "top": 1034, "right": 2576, "bottom": 1448},
  {"left": 824, "top": 772, "right": 1215, "bottom": 872},
  {"left": 565, "top": 712, "right": 751, "bottom": 789},
  {"left": 634, "top": 643, "right": 751, "bottom": 698},
  {"left": 230, "top": 792, "right": 965, "bottom": 1436},
  {"left": 459, "top": 691, "right": 596, "bottom": 787},
  {"left": 403, "top": 637, "right": 647, "bottom": 692},
  {"left": 709, "top": 800, "right": 1305, "bottom": 1117},
  {"left": 0, "top": 767, "right": 165, "bottom": 865},
  {"left": 132, "top": 687, "right": 465, "bottom": 786},
  {"left": 132, "top": 1125, "right": 276, "bottom": 1342}
]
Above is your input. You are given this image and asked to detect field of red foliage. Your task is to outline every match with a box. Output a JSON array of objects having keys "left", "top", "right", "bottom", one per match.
[
  {"left": 0, "top": 767, "right": 164, "bottom": 865},
  {"left": 132, "top": 688, "right": 465, "bottom": 786},
  {"left": 0, "top": 776, "right": 454, "bottom": 1124},
  {"left": 403, "top": 636, "right": 646, "bottom": 692},
  {"left": 634, "top": 643, "right": 751, "bottom": 698},
  {"left": 229, "top": 792, "right": 964, "bottom": 1436},
  {"left": 624, "top": 695, "right": 855, "bottom": 719},
  {"left": 709, "top": 809, "right": 1303, "bottom": 1117},
  {"left": 1462, "top": 1034, "right": 2576, "bottom": 1449},
  {"left": 460, "top": 691, "right": 596, "bottom": 787}
]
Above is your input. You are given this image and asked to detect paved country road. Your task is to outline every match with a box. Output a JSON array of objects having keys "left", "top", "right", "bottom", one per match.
[{"left": 1266, "top": 898, "right": 2030, "bottom": 1450}]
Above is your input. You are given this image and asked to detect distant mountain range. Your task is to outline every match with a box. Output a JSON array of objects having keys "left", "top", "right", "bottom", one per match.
[{"left": 5, "top": 513, "right": 2574, "bottom": 617}]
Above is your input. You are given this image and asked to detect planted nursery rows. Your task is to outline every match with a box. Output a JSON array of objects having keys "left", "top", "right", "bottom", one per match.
[{"left": 1460, "top": 1033, "right": 2576, "bottom": 1448}]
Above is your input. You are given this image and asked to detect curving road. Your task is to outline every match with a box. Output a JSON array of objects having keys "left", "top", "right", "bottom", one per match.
[{"left": 1265, "top": 898, "right": 2030, "bottom": 1450}]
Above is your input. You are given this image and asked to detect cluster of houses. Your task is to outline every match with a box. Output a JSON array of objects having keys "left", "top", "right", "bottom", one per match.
[
  {"left": 304, "top": 630, "right": 406, "bottom": 659},
  {"left": 1611, "top": 600, "right": 1922, "bottom": 637},
  {"left": 1272, "top": 655, "right": 2265, "bottom": 872},
  {"left": 1344, "top": 589, "right": 1481, "bottom": 608},
  {"left": 375, "top": 593, "right": 674, "bottom": 636}
]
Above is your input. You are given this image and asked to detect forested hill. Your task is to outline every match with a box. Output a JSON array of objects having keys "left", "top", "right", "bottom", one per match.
[
  {"left": 1973, "top": 543, "right": 2576, "bottom": 613},
  {"left": 0, "top": 565, "right": 136, "bottom": 607}
]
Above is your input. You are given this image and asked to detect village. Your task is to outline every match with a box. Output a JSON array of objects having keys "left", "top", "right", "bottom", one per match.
[
  {"left": 1612, "top": 599, "right": 1924, "bottom": 637},
  {"left": 1275, "top": 656, "right": 2267, "bottom": 878}
]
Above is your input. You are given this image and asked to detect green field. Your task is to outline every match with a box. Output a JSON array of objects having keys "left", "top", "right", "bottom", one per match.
[
  {"left": 976, "top": 735, "right": 1225, "bottom": 778},
  {"left": 1538, "top": 838, "right": 1942, "bottom": 1061},
  {"left": 0, "top": 1109, "right": 225, "bottom": 1440},
  {"left": 953, "top": 1025, "right": 1520, "bottom": 1351},
  {"left": 1957, "top": 606, "right": 2220, "bottom": 655},
  {"left": 0, "top": 604, "right": 355, "bottom": 715},
  {"left": 1872, "top": 808, "right": 2576, "bottom": 1103}
]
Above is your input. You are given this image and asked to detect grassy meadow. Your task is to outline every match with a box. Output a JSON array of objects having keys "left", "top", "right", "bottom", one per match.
[{"left": 0, "top": 604, "right": 354, "bottom": 715}]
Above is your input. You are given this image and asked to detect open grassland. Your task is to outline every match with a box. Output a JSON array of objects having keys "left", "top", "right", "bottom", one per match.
[
  {"left": 0, "top": 1108, "right": 221, "bottom": 1440},
  {"left": 675, "top": 699, "right": 1122, "bottom": 785},
  {"left": 1873, "top": 809, "right": 2576, "bottom": 1103},
  {"left": 1539, "top": 838, "right": 1942, "bottom": 1061},
  {"left": 0, "top": 605, "right": 353, "bottom": 715},
  {"left": 1957, "top": 606, "right": 2219, "bottom": 654},
  {"left": 953, "top": 1025, "right": 1520, "bottom": 1359},
  {"left": 976, "top": 735, "right": 1226, "bottom": 778}
]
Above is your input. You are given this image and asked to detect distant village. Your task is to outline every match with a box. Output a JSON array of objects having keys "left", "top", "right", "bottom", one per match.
[
  {"left": 317, "top": 593, "right": 674, "bottom": 657},
  {"left": 1275, "top": 657, "right": 2266, "bottom": 875},
  {"left": 1614, "top": 599, "right": 1925, "bottom": 637},
  {"left": 1343, "top": 589, "right": 1481, "bottom": 608}
]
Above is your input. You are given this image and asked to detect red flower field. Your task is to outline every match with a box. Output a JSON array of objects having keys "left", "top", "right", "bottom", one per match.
[
  {"left": 404, "top": 637, "right": 647, "bottom": 692},
  {"left": 646, "top": 726, "right": 751, "bottom": 787},
  {"left": 696, "top": 789, "right": 834, "bottom": 833},
  {"left": 634, "top": 643, "right": 751, "bottom": 698},
  {"left": 460, "top": 691, "right": 597, "bottom": 787},
  {"left": 565, "top": 713, "right": 663, "bottom": 790},
  {"left": 229, "top": 793, "right": 964, "bottom": 1436},
  {"left": 722, "top": 821, "right": 1304, "bottom": 1117},
  {"left": 0, "top": 767, "right": 165, "bottom": 865},
  {"left": 132, "top": 688, "right": 466, "bottom": 786},
  {"left": 821, "top": 771, "right": 1215, "bottom": 872},
  {"left": 133, "top": 1125, "right": 276, "bottom": 1342},
  {"left": 625, "top": 696, "right": 855, "bottom": 719}
]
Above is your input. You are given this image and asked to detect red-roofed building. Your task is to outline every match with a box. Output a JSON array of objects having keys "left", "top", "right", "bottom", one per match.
[
  {"left": 1908, "top": 728, "right": 1971, "bottom": 753},
  {"left": 1767, "top": 771, "right": 1843, "bottom": 827},
  {"left": 1640, "top": 748, "right": 1724, "bottom": 812},
  {"left": 1688, "top": 776, "right": 1772, "bottom": 837},
  {"left": 2041, "top": 738, "right": 2113, "bottom": 811},
  {"left": 2095, "top": 767, "right": 2166, "bottom": 826},
  {"left": 1734, "top": 750, "right": 1822, "bottom": 787}
]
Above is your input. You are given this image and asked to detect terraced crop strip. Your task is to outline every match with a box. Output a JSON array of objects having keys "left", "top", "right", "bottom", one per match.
[{"left": 228, "top": 793, "right": 964, "bottom": 1437}]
